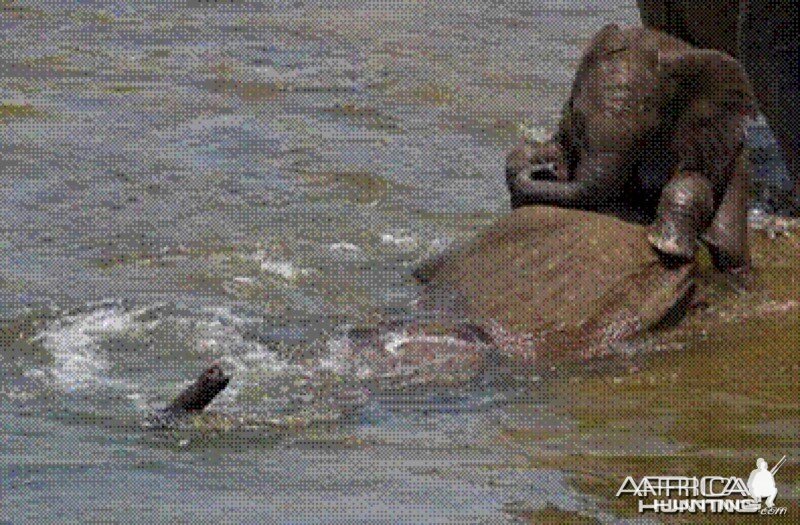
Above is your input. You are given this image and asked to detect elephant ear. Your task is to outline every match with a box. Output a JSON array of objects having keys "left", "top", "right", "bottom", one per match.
[
  {"left": 660, "top": 49, "right": 757, "bottom": 117},
  {"left": 583, "top": 23, "right": 628, "bottom": 59},
  {"left": 569, "top": 24, "right": 628, "bottom": 96}
]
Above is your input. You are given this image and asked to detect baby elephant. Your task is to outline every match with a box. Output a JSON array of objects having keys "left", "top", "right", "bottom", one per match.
[{"left": 506, "top": 25, "right": 755, "bottom": 271}]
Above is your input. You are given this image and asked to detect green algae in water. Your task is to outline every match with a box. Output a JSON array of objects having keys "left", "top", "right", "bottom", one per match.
[
  {"left": 105, "top": 85, "right": 143, "bottom": 95},
  {"left": 323, "top": 103, "right": 400, "bottom": 131},
  {"left": 298, "top": 170, "right": 402, "bottom": 204},
  {"left": 0, "top": 102, "right": 43, "bottom": 120}
]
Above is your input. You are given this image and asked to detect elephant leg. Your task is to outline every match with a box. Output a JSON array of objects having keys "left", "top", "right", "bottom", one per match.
[
  {"left": 648, "top": 171, "right": 715, "bottom": 260},
  {"left": 702, "top": 154, "right": 750, "bottom": 271},
  {"left": 739, "top": 0, "right": 800, "bottom": 202}
]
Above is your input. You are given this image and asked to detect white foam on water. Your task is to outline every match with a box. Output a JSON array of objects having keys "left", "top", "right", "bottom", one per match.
[
  {"left": 244, "top": 250, "right": 313, "bottom": 281},
  {"left": 28, "top": 302, "right": 297, "bottom": 404},
  {"left": 31, "top": 303, "right": 149, "bottom": 391},
  {"left": 315, "top": 328, "right": 481, "bottom": 385},
  {"left": 383, "top": 331, "right": 409, "bottom": 355},
  {"left": 383, "top": 331, "right": 465, "bottom": 355},
  {"left": 192, "top": 307, "right": 299, "bottom": 406},
  {"left": 380, "top": 231, "right": 418, "bottom": 251},
  {"left": 428, "top": 237, "right": 452, "bottom": 253},
  {"left": 329, "top": 242, "right": 362, "bottom": 253},
  {"left": 260, "top": 259, "right": 312, "bottom": 281},
  {"left": 196, "top": 308, "right": 289, "bottom": 376},
  {"left": 315, "top": 333, "right": 365, "bottom": 378}
]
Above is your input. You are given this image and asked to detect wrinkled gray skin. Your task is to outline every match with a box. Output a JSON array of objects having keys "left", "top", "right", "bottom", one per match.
[
  {"left": 506, "top": 25, "right": 754, "bottom": 270},
  {"left": 637, "top": 0, "right": 800, "bottom": 208}
]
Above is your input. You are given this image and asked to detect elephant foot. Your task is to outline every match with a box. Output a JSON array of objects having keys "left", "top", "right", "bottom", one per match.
[
  {"left": 648, "top": 171, "right": 715, "bottom": 261},
  {"left": 647, "top": 224, "right": 698, "bottom": 261}
]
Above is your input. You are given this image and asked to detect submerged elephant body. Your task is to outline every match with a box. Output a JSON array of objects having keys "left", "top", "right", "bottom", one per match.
[{"left": 506, "top": 25, "right": 754, "bottom": 270}]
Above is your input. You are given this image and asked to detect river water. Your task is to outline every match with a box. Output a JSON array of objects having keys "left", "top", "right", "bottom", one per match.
[{"left": 0, "top": 1, "right": 785, "bottom": 523}]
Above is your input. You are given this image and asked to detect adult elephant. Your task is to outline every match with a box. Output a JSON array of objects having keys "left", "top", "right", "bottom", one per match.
[{"left": 636, "top": 0, "right": 800, "bottom": 204}]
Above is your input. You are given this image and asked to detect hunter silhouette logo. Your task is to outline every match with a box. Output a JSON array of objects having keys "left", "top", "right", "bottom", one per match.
[
  {"left": 616, "top": 455, "right": 788, "bottom": 515},
  {"left": 747, "top": 457, "right": 782, "bottom": 508}
]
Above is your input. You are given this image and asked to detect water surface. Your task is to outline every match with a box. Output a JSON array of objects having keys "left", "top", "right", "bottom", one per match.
[{"left": 4, "top": 2, "right": 788, "bottom": 523}]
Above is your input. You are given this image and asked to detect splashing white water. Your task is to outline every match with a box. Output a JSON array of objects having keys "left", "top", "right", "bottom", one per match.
[
  {"left": 28, "top": 302, "right": 295, "bottom": 402},
  {"left": 31, "top": 303, "right": 156, "bottom": 391},
  {"left": 380, "top": 232, "right": 418, "bottom": 251}
]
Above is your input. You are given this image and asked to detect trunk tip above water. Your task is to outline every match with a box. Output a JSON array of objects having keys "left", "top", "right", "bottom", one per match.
[{"left": 166, "top": 363, "right": 231, "bottom": 413}]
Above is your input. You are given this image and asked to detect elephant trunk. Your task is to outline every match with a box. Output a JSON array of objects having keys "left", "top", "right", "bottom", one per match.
[{"left": 508, "top": 150, "right": 629, "bottom": 209}]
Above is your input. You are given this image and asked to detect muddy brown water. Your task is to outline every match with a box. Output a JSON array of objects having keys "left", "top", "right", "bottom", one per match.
[{"left": 1, "top": 2, "right": 796, "bottom": 523}]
